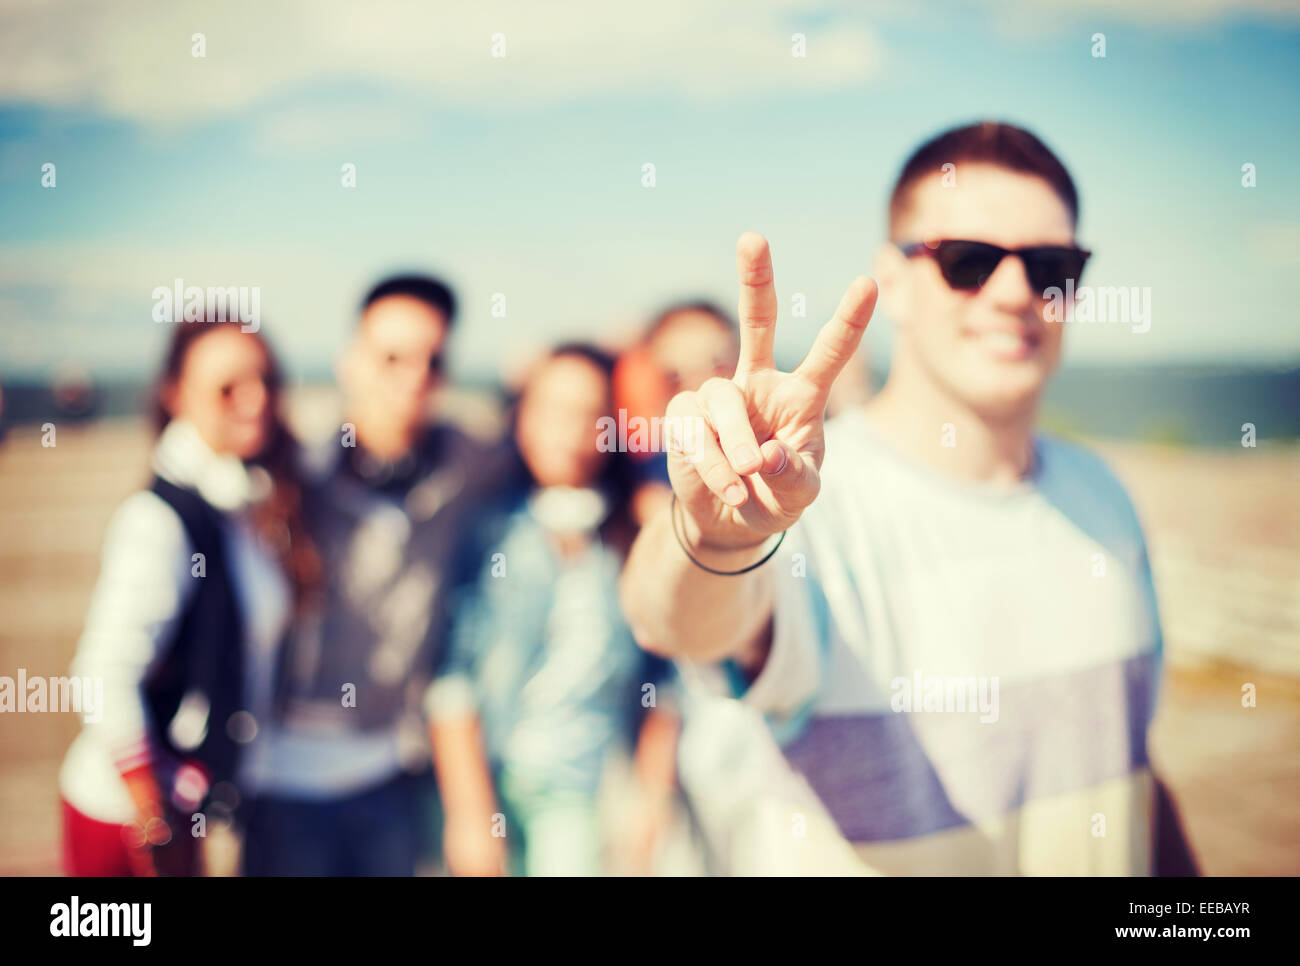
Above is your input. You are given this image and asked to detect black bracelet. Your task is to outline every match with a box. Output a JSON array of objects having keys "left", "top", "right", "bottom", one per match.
[{"left": 670, "top": 493, "right": 787, "bottom": 576}]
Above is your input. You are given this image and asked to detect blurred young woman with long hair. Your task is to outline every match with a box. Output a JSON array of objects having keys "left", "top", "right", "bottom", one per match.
[
  {"left": 427, "top": 343, "right": 672, "bottom": 876},
  {"left": 58, "top": 317, "right": 316, "bottom": 875}
]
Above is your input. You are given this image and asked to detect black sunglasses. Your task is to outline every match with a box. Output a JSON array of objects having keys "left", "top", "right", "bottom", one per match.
[{"left": 898, "top": 239, "right": 1090, "bottom": 293}]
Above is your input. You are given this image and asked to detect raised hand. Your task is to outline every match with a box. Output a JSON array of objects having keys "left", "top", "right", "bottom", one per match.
[{"left": 665, "top": 232, "right": 877, "bottom": 552}]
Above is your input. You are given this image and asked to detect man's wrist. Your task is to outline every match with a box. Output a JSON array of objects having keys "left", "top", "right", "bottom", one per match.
[{"left": 673, "top": 498, "right": 784, "bottom": 575}]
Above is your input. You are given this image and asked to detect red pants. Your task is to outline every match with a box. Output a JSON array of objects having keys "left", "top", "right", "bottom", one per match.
[
  {"left": 63, "top": 798, "right": 200, "bottom": 876},
  {"left": 62, "top": 799, "right": 135, "bottom": 876}
]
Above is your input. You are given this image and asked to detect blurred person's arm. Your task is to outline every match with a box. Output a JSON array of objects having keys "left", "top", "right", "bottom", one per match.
[
  {"left": 118, "top": 765, "right": 167, "bottom": 876},
  {"left": 68, "top": 491, "right": 198, "bottom": 873},
  {"left": 619, "top": 234, "right": 876, "bottom": 668},
  {"left": 427, "top": 709, "right": 506, "bottom": 877},
  {"left": 634, "top": 707, "right": 679, "bottom": 796},
  {"left": 423, "top": 535, "right": 507, "bottom": 877},
  {"left": 627, "top": 706, "right": 680, "bottom": 873}
]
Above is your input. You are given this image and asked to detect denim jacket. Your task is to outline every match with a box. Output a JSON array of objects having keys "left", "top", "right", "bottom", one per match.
[{"left": 428, "top": 488, "right": 643, "bottom": 794}]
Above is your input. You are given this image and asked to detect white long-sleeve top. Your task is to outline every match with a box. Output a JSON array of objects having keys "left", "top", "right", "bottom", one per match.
[{"left": 58, "top": 420, "right": 292, "bottom": 823}]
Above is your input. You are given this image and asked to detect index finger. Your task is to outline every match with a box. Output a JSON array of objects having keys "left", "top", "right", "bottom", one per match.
[
  {"left": 793, "top": 276, "right": 878, "bottom": 395},
  {"left": 735, "top": 232, "right": 777, "bottom": 375}
]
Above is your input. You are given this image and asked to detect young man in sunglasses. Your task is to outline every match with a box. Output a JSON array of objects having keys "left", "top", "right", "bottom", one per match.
[
  {"left": 241, "top": 275, "right": 510, "bottom": 876},
  {"left": 620, "top": 121, "right": 1194, "bottom": 875}
]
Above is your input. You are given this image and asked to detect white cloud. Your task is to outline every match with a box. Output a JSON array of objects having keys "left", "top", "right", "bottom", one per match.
[
  {"left": 0, "top": 0, "right": 882, "bottom": 124},
  {"left": 2, "top": 0, "right": 1293, "bottom": 128},
  {"left": 996, "top": 0, "right": 1300, "bottom": 26},
  {"left": 246, "top": 102, "right": 422, "bottom": 155}
]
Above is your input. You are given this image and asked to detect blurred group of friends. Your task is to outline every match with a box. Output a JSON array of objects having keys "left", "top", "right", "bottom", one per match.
[{"left": 58, "top": 272, "right": 822, "bottom": 876}]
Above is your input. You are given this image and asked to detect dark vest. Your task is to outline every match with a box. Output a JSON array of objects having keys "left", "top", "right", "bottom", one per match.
[{"left": 140, "top": 477, "right": 247, "bottom": 811}]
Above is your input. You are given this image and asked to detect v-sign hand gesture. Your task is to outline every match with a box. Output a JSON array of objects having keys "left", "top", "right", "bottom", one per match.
[{"left": 666, "top": 232, "right": 878, "bottom": 552}]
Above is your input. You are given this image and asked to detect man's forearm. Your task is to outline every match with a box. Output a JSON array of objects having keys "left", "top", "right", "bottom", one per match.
[{"left": 619, "top": 504, "right": 775, "bottom": 665}]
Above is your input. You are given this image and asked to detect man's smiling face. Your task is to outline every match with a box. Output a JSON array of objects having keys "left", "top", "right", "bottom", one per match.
[{"left": 883, "top": 163, "right": 1077, "bottom": 419}]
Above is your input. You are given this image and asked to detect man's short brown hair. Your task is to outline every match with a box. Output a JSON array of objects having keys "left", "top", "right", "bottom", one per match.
[{"left": 888, "top": 121, "right": 1079, "bottom": 236}]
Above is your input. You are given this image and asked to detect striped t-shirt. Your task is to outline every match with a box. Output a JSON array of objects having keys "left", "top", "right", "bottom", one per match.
[{"left": 734, "top": 407, "right": 1163, "bottom": 875}]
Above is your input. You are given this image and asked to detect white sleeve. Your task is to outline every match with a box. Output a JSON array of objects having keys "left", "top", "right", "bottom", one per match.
[
  {"left": 673, "top": 521, "right": 827, "bottom": 721},
  {"left": 69, "top": 490, "right": 195, "bottom": 771}
]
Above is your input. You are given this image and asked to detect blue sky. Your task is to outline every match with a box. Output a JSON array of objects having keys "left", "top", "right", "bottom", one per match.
[{"left": 1, "top": 0, "right": 1297, "bottom": 382}]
